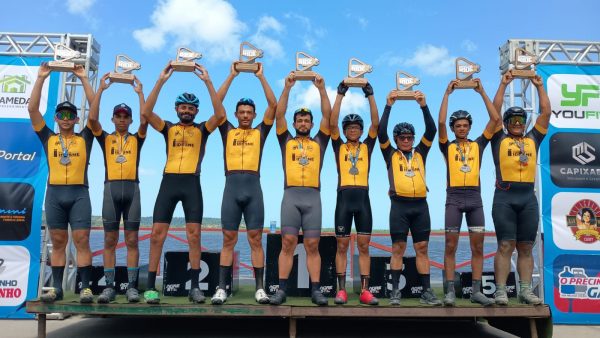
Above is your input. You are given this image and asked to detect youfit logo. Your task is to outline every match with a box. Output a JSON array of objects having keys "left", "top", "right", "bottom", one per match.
[
  {"left": 561, "top": 84, "right": 600, "bottom": 107},
  {"left": 548, "top": 74, "right": 600, "bottom": 129},
  {"left": 565, "top": 199, "right": 600, "bottom": 244}
]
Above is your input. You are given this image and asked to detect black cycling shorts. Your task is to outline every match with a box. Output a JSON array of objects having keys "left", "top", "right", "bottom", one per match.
[
  {"left": 445, "top": 189, "right": 485, "bottom": 233},
  {"left": 153, "top": 174, "right": 203, "bottom": 224},
  {"left": 45, "top": 185, "right": 91, "bottom": 230},
  {"left": 335, "top": 188, "right": 373, "bottom": 237},
  {"left": 492, "top": 183, "right": 539, "bottom": 243},
  {"left": 389, "top": 197, "right": 431, "bottom": 243},
  {"left": 221, "top": 173, "right": 264, "bottom": 231},
  {"left": 102, "top": 181, "right": 141, "bottom": 231}
]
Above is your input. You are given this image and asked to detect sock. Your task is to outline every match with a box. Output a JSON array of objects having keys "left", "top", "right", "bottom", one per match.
[
  {"left": 218, "top": 265, "right": 232, "bottom": 290},
  {"left": 311, "top": 282, "right": 320, "bottom": 293},
  {"left": 519, "top": 280, "right": 531, "bottom": 290},
  {"left": 391, "top": 269, "right": 402, "bottom": 290},
  {"left": 337, "top": 273, "right": 346, "bottom": 290},
  {"left": 496, "top": 284, "right": 506, "bottom": 293},
  {"left": 79, "top": 265, "right": 92, "bottom": 289},
  {"left": 190, "top": 268, "right": 200, "bottom": 289},
  {"left": 472, "top": 280, "right": 482, "bottom": 294},
  {"left": 446, "top": 280, "right": 455, "bottom": 294},
  {"left": 361, "top": 275, "right": 370, "bottom": 291},
  {"left": 278, "top": 279, "right": 288, "bottom": 292},
  {"left": 254, "top": 267, "right": 264, "bottom": 291},
  {"left": 51, "top": 266, "right": 65, "bottom": 291},
  {"left": 127, "top": 267, "right": 139, "bottom": 289},
  {"left": 148, "top": 271, "right": 157, "bottom": 290},
  {"left": 104, "top": 268, "right": 115, "bottom": 288},
  {"left": 420, "top": 274, "right": 431, "bottom": 290}
]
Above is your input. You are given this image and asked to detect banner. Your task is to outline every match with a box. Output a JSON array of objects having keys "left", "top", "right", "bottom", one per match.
[
  {"left": 539, "top": 64, "right": 600, "bottom": 324},
  {"left": 0, "top": 56, "right": 59, "bottom": 318}
]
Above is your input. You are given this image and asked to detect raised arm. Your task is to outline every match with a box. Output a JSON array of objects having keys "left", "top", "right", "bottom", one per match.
[
  {"left": 314, "top": 75, "right": 331, "bottom": 132},
  {"left": 492, "top": 72, "right": 513, "bottom": 126},
  {"left": 415, "top": 91, "right": 436, "bottom": 142},
  {"left": 363, "top": 83, "right": 379, "bottom": 136},
  {"left": 132, "top": 76, "right": 148, "bottom": 136},
  {"left": 472, "top": 79, "right": 500, "bottom": 135},
  {"left": 532, "top": 75, "right": 551, "bottom": 130},
  {"left": 27, "top": 62, "right": 51, "bottom": 127},
  {"left": 88, "top": 72, "right": 112, "bottom": 133},
  {"left": 255, "top": 63, "right": 277, "bottom": 122},
  {"left": 72, "top": 65, "right": 95, "bottom": 105},
  {"left": 330, "top": 82, "right": 348, "bottom": 139},
  {"left": 275, "top": 73, "right": 296, "bottom": 133},
  {"left": 217, "top": 62, "right": 239, "bottom": 102},
  {"left": 378, "top": 93, "right": 395, "bottom": 144},
  {"left": 142, "top": 62, "right": 173, "bottom": 131},
  {"left": 438, "top": 80, "right": 457, "bottom": 142},
  {"left": 196, "top": 64, "right": 226, "bottom": 131}
]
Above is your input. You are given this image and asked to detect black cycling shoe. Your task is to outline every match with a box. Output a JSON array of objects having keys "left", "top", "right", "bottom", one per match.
[
  {"left": 311, "top": 290, "right": 328, "bottom": 306},
  {"left": 269, "top": 289, "right": 287, "bottom": 305}
]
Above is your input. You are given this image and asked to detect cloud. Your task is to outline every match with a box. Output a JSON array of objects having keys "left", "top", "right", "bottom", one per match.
[
  {"left": 287, "top": 83, "right": 367, "bottom": 118},
  {"left": 461, "top": 39, "right": 478, "bottom": 52},
  {"left": 249, "top": 16, "right": 285, "bottom": 60},
  {"left": 133, "top": 0, "right": 246, "bottom": 61},
  {"left": 377, "top": 44, "right": 456, "bottom": 76},
  {"left": 345, "top": 12, "right": 368, "bottom": 29},
  {"left": 66, "top": 0, "right": 96, "bottom": 14},
  {"left": 284, "top": 12, "right": 326, "bottom": 51}
]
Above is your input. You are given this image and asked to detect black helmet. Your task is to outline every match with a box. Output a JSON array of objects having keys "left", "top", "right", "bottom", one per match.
[
  {"left": 175, "top": 92, "right": 199, "bottom": 108},
  {"left": 449, "top": 110, "right": 472, "bottom": 127},
  {"left": 342, "top": 114, "right": 364, "bottom": 131},
  {"left": 503, "top": 106, "right": 527, "bottom": 123},
  {"left": 55, "top": 101, "right": 78, "bottom": 114},
  {"left": 393, "top": 122, "right": 415, "bottom": 137}
]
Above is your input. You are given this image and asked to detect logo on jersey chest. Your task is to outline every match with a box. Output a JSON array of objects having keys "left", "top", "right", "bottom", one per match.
[
  {"left": 109, "top": 148, "right": 133, "bottom": 155},
  {"left": 172, "top": 139, "right": 195, "bottom": 148},
  {"left": 452, "top": 154, "right": 475, "bottom": 162},
  {"left": 343, "top": 155, "right": 365, "bottom": 162},
  {"left": 52, "top": 148, "right": 80, "bottom": 158},
  {"left": 506, "top": 148, "right": 533, "bottom": 158},
  {"left": 232, "top": 139, "right": 255, "bottom": 147}
]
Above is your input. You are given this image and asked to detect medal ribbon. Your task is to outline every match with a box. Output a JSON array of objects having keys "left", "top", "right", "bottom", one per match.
[
  {"left": 295, "top": 137, "right": 308, "bottom": 163},
  {"left": 455, "top": 141, "right": 471, "bottom": 167},
  {"left": 514, "top": 137, "right": 527, "bottom": 161},
  {"left": 345, "top": 142, "right": 361, "bottom": 170},
  {"left": 115, "top": 132, "right": 130, "bottom": 157},
  {"left": 398, "top": 148, "right": 416, "bottom": 173},
  {"left": 58, "top": 134, "right": 72, "bottom": 159}
]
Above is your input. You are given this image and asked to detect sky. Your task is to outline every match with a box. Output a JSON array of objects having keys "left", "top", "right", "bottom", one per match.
[{"left": 3, "top": 0, "right": 598, "bottom": 231}]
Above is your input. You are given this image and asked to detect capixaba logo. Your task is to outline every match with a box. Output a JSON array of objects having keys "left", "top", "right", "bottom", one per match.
[{"left": 566, "top": 199, "right": 600, "bottom": 244}]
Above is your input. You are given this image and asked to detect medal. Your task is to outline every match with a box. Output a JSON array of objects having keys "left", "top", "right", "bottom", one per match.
[
  {"left": 299, "top": 156, "right": 309, "bottom": 166},
  {"left": 399, "top": 149, "right": 417, "bottom": 178},
  {"left": 296, "top": 137, "right": 310, "bottom": 167},
  {"left": 58, "top": 134, "right": 71, "bottom": 166},
  {"left": 519, "top": 153, "right": 529, "bottom": 164},
  {"left": 116, "top": 155, "right": 127, "bottom": 164},
  {"left": 346, "top": 142, "right": 361, "bottom": 177},
  {"left": 349, "top": 167, "right": 359, "bottom": 175},
  {"left": 405, "top": 170, "right": 415, "bottom": 178},
  {"left": 455, "top": 141, "right": 471, "bottom": 174},
  {"left": 514, "top": 137, "right": 529, "bottom": 164},
  {"left": 60, "top": 155, "right": 71, "bottom": 165},
  {"left": 460, "top": 165, "right": 471, "bottom": 173}
]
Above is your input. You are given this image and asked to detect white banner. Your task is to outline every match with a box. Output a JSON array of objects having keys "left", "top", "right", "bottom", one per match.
[
  {"left": 547, "top": 74, "right": 600, "bottom": 129},
  {"left": 0, "top": 65, "right": 50, "bottom": 119},
  {"left": 551, "top": 192, "right": 600, "bottom": 251},
  {"left": 0, "top": 246, "right": 30, "bottom": 306}
]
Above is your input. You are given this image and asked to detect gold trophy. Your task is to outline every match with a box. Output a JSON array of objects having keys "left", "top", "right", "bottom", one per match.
[
  {"left": 171, "top": 47, "right": 202, "bottom": 72},
  {"left": 108, "top": 54, "right": 141, "bottom": 84},
  {"left": 509, "top": 48, "right": 537, "bottom": 79},
  {"left": 390, "top": 71, "right": 420, "bottom": 100},
  {"left": 292, "top": 51, "right": 319, "bottom": 80},
  {"left": 454, "top": 57, "right": 480, "bottom": 89},
  {"left": 48, "top": 43, "right": 81, "bottom": 71},
  {"left": 343, "top": 58, "right": 372, "bottom": 87},
  {"left": 234, "top": 41, "right": 263, "bottom": 73}
]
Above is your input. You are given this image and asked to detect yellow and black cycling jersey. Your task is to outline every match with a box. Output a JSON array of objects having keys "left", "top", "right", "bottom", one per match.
[
  {"left": 34, "top": 120, "right": 94, "bottom": 186},
  {"left": 491, "top": 123, "right": 546, "bottom": 187},
  {"left": 158, "top": 120, "right": 213, "bottom": 175},
  {"left": 439, "top": 129, "right": 493, "bottom": 192},
  {"left": 331, "top": 130, "right": 376, "bottom": 191},
  {"left": 95, "top": 130, "right": 145, "bottom": 182},
  {"left": 219, "top": 118, "right": 273, "bottom": 176},
  {"left": 277, "top": 127, "right": 330, "bottom": 190}
]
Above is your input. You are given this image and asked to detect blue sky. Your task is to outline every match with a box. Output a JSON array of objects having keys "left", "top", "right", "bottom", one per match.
[{"left": 4, "top": 0, "right": 598, "bottom": 230}]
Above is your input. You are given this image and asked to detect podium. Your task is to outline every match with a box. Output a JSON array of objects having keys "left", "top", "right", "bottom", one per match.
[
  {"left": 75, "top": 266, "right": 131, "bottom": 294},
  {"left": 460, "top": 271, "right": 517, "bottom": 299},
  {"left": 352, "top": 254, "right": 421, "bottom": 298}
]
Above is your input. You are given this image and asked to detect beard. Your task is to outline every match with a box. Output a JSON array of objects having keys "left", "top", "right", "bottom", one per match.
[
  {"left": 178, "top": 112, "right": 196, "bottom": 124},
  {"left": 295, "top": 128, "right": 310, "bottom": 137}
]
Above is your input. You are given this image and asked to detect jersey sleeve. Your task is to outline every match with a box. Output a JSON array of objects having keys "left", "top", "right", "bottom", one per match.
[
  {"left": 364, "top": 133, "right": 377, "bottom": 156},
  {"left": 490, "top": 125, "right": 504, "bottom": 148},
  {"left": 258, "top": 121, "right": 273, "bottom": 145},
  {"left": 135, "top": 132, "right": 146, "bottom": 148},
  {"left": 94, "top": 130, "right": 108, "bottom": 148},
  {"left": 331, "top": 134, "right": 342, "bottom": 159},
  {"left": 218, "top": 120, "right": 234, "bottom": 146},
  {"left": 475, "top": 135, "right": 490, "bottom": 161},
  {"left": 528, "top": 123, "right": 547, "bottom": 150},
  {"left": 277, "top": 129, "right": 291, "bottom": 152},
  {"left": 438, "top": 138, "right": 449, "bottom": 161},
  {"left": 160, "top": 120, "right": 172, "bottom": 142},
  {"left": 34, "top": 121, "right": 53, "bottom": 145},
  {"left": 315, "top": 128, "right": 330, "bottom": 161}
]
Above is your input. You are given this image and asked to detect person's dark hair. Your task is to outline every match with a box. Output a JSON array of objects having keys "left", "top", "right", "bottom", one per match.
[{"left": 293, "top": 107, "right": 313, "bottom": 123}]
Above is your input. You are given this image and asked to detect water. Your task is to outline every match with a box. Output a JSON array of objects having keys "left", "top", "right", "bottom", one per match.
[{"left": 87, "top": 230, "right": 520, "bottom": 283}]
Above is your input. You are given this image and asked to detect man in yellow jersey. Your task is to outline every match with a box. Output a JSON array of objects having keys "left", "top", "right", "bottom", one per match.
[
  {"left": 490, "top": 72, "right": 550, "bottom": 305},
  {"left": 269, "top": 73, "right": 331, "bottom": 306},
  {"left": 87, "top": 73, "right": 147, "bottom": 303},
  {"left": 141, "top": 63, "right": 225, "bottom": 304},
  {"left": 378, "top": 90, "right": 440, "bottom": 306},
  {"left": 28, "top": 63, "right": 96, "bottom": 303},
  {"left": 210, "top": 62, "right": 276, "bottom": 305},
  {"left": 438, "top": 79, "right": 499, "bottom": 306},
  {"left": 329, "top": 81, "right": 379, "bottom": 305}
]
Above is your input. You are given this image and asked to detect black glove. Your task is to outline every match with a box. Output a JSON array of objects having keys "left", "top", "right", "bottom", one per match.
[
  {"left": 362, "top": 83, "right": 374, "bottom": 97},
  {"left": 337, "top": 82, "right": 349, "bottom": 96}
]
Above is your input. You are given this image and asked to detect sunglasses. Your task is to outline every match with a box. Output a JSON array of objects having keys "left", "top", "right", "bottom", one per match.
[
  {"left": 397, "top": 135, "right": 414, "bottom": 141},
  {"left": 238, "top": 97, "right": 255, "bottom": 105},
  {"left": 55, "top": 111, "right": 77, "bottom": 120},
  {"left": 508, "top": 116, "right": 526, "bottom": 125},
  {"left": 295, "top": 107, "right": 311, "bottom": 114}
]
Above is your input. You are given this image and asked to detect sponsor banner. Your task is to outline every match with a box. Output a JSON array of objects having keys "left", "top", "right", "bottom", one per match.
[
  {"left": 0, "top": 246, "right": 30, "bottom": 307},
  {"left": 0, "top": 63, "right": 51, "bottom": 119},
  {"left": 0, "top": 122, "right": 43, "bottom": 179},
  {"left": 540, "top": 64, "right": 600, "bottom": 324}
]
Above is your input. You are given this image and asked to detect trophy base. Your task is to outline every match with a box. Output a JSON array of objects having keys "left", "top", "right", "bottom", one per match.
[
  {"left": 293, "top": 71, "right": 318, "bottom": 81},
  {"left": 343, "top": 77, "right": 368, "bottom": 87},
  {"left": 170, "top": 61, "right": 196, "bottom": 72},
  {"left": 48, "top": 61, "right": 75, "bottom": 72},
  {"left": 510, "top": 69, "right": 536, "bottom": 79},
  {"left": 390, "top": 90, "right": 416, "bottom": 100},
  {"left": 234, "top": 63, "right": 259, "bottom": 73},
  {"left": 109, "top": 72, "right": 135, "bottom": 84},
  {"left": 455, "top": 80, "right": 478, "bottom": 89}
]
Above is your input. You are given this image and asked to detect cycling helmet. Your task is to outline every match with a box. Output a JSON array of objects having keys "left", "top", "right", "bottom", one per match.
[
  {"left": 393, "top": 122, "right": 415, "bottom": 137},
  {"left": 449, "top": 110, "right": 472, "bottom": 127},
  {"left": 175, "top": 92, "right": 199, "bottom": 108},
  {"left": 342, "top": 114, "right": 364, "bottom": 131}
]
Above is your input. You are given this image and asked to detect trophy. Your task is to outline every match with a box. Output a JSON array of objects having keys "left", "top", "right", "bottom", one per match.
[
  {"left": 390, "top": 71, "right": 420, "bottom": 100},
  {"left": 48, "top": 43, "right": 81, "bottom": 71},
  {"left": 108, "top": 54, "right": 141, "bottom": 84},
  {"left": 454, "top": 57, "right": 480, "bottom": 89},
  {"left": 292, "top": 51, "right": 320, "bottom": 80},
  {"left": 343, "top": 58, "right": 372, "bottom": 87},
  {"left": 509, "top": 48, "right": 538, "bottom": 79},
  {"left": 171, "top": 47, "right": 202, "bottom": 72},
  {"left": 234, "top": 41, "right": 263, "bottom": 73}
]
